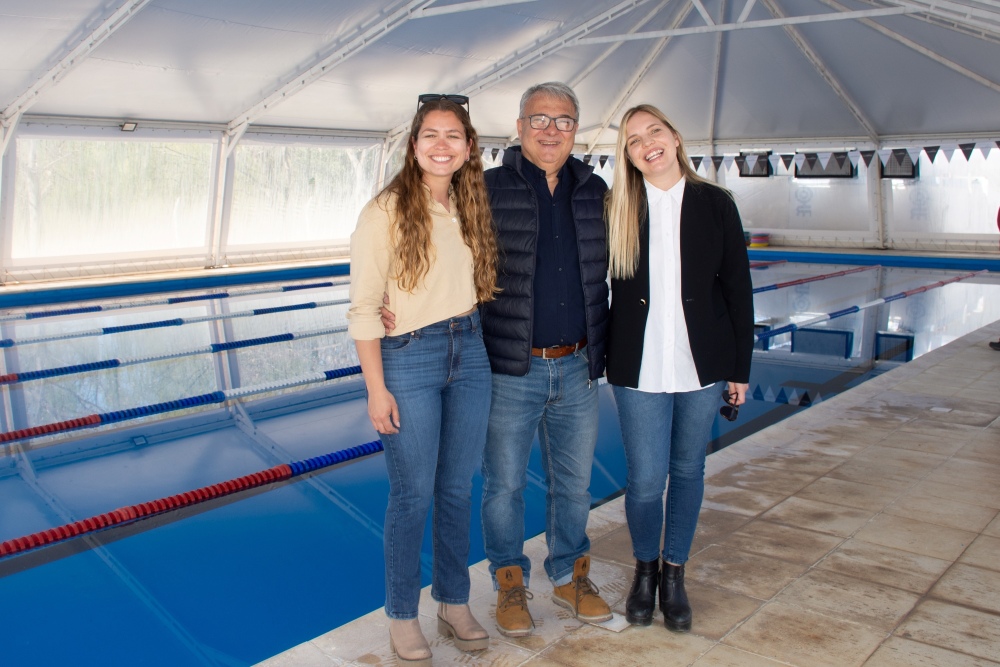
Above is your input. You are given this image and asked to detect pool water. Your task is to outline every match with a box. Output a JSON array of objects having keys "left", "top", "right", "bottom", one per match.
[{"left": 0, "top": 263, "right": 998, "bottom": 666}]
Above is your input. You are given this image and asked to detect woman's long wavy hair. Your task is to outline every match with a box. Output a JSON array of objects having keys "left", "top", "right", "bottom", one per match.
[
  {"left": 605, "top": 104, "right": 725, "bottom": 279},
  {"left": 376, "top": 99, "right": 498, "bottom": 303}
]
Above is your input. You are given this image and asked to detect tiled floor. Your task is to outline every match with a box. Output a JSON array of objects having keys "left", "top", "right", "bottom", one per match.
[{"left": 257, "top": 321, "right": 1000, "bottom": 666}]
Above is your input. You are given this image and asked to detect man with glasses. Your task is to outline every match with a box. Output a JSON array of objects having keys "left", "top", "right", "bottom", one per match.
[{"left": 478, "top": 82, "right": 611, "bottom": 637}]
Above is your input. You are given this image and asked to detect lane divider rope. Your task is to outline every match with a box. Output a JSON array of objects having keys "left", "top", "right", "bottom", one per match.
[
  {"left": 0, "top": 365, "right": 362, "bottom": 443},
  {"left": 0, "top": 279, "right": 348, "bottom": 323},
  {"left": 0, "top": 298, "right": 349, "bottom": 349},
  {"left": 0, "top": 325, "right": 349, "bottom": 386},
  {"left": 755, "top": 270, "right": 986, "bottom": 342},
  {"left": 0, "top": 439, "right": 384, "bottom": 560},
  {"left": 753, "top": 265, "right": 878, "bottom": 294}
]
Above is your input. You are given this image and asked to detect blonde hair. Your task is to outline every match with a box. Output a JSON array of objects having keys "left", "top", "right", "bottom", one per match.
[
  {"left": 377, "top": 99, "right": 498, "bottom": 302},
  {"left": 604, "top": 104, "right": 725, "bottom": 279}
]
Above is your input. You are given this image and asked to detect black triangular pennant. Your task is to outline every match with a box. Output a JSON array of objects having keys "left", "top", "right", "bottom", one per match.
[
  {"left": 491, "top": 148, "right": 500, "bottom": 160},
  {"left": 833, "top": 153, "right": 848, "bottom": 169},
  {"left": 924, "top": 145, "right": 939, "bottom": 163},
  {"left": 734, "top": 155, "right": 747, "bottom": 170},
  {"left": 599, "top": 155, "right": 608, "bottom": 168},
  {"left": 804, "top": 153, "right": 818, "bottom": 169},
  {"left": 959, "top": 142, "right": 976, "bottom": 160},
  {"left": 582, "top": 154, "right": 592, "bottom": 165},
  {"left": 711, "top": 155, "right": 724, "bottom": 170},
  {"left": 860, "top": 150, "right": 875, "bottom": 167},
  {"left": 691, "top": 156, "right": 703, "bottom": 171},
  {"left": 780, "top": 154, "right": 794, "bottom": 169}
]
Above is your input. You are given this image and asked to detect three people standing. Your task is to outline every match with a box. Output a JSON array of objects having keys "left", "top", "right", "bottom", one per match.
[{"left": 351, "top": 88, "right": 754, "bottom": 661}]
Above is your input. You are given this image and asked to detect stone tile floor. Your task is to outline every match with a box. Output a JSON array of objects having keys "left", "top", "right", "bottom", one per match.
[{"left": 258, "top": 321, "right": 1000, "bottom": 666}]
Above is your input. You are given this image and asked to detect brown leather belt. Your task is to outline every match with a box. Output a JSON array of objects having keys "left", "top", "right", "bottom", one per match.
[{"left": 531, "top": 337, "right": 587, "bottom": 359}]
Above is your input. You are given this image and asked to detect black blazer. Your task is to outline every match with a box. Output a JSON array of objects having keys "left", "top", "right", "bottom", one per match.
[{"left": 605, "top": 180, "right": 754, "bottom": 389}]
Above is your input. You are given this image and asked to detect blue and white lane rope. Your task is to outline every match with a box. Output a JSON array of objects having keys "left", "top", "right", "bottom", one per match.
[
  {"left": 0, "top": 279, "right": 348, "bottom": 323},
  {"left": 0, "top": 326, "right": 349, "bottom": 386},
  {"left": 755, "top": 270, "right": 985, "bottom": 342},
  {"left": 0, "top": 298, "right": 349, "bottom": 348}
]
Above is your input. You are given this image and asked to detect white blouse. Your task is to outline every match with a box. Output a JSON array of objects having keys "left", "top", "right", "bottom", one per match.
[{"left": 636, "top": 177, "right": 707, "bottom": 393}]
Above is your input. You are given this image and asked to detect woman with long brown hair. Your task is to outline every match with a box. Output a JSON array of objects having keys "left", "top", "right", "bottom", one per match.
[
  {"left": 348, "top": 95, "right": 498, "bottom": 666},
  {"left": 605, "top": 104, "right": 753, "bottom": 633}
]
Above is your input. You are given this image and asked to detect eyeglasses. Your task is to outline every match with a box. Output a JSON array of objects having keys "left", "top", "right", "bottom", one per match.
[
  {"left": 720, "top": 391, "right": 740, "bottom": 422},
  {"left": 522, "top": 114, "right": 578, "bottom": 132},
  {"left": 417, "top": 93, "right": 470, "bottom": 112}
]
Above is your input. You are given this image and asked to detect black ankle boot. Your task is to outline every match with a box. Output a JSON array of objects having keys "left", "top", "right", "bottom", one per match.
[
  {"left": 625, "top": 559, "right": 659, "bottom": 625},
  {"left": 659, "top": 562, "right": 692, "bottom": 632}
]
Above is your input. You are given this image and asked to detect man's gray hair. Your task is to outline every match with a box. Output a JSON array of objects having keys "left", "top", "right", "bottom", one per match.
[{"left": 519, "top": 82, "right": 580, "bottom": 119}]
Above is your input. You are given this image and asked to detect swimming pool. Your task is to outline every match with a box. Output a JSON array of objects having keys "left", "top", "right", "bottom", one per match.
[{"left": 1, "top": 261, "right": 998, "bottom": 665}]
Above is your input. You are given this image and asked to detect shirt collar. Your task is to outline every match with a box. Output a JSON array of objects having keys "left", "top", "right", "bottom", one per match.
[{"left": 645, "top": 176, "right": 685, "bottom": 207}]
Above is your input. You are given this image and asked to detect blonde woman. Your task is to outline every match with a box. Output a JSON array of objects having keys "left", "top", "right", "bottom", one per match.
[
  {"left": 348, "top": 95, "right": 498, "bottom": 665},
  {"left": 604, "top": 104, "right": 753, "bottom": 632}
]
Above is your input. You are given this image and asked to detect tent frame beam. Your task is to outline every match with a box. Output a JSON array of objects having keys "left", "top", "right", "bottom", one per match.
[
  {"left": 574, "top": 6, "right": 914, "bottom": 44},
  {"left": 762, "top": 0, "right": 879, "bottom": 142},
  {"left": 1, "top": 0, "right": 153, "bottom": 124},
  {"left": 819, "top": 0, "right": 1000, "bottom": 94}
]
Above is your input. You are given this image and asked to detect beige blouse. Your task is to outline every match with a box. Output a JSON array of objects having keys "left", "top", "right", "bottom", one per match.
[{"left": 347, "top": 190, "right": 477, "bottom": 340}]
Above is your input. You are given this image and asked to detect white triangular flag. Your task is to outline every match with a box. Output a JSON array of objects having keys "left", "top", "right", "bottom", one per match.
[
  {"left": 769, "top": 154, "right": 781, "bottom": 172},
  {"left": 745, "top": 154, "right": 759, "bottom": 171},
  {"left": 847, "top": 150, "right": 860, "bottom": 167},
  {"left": 940, "top": 145, "right": 956, "bottom": 163},
  {"left": 817, "top": 152, "right": 833, "bottom": 169},
  {"left": 877, "top": 149, "right": 893, "bottom": 165},
  {"left": 905, "top": 147, "right": 921, "bottom": 164},
  {"left": 723, "top": 155, "right": 735, "bottom": 171},
  {"left": 793, "top": 153, "right": 806, "bottom": 169}
]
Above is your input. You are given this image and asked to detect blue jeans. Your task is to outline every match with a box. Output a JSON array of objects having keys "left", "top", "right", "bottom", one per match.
[
  {"left": 481, "top": 349, "right": 598, "bottom": 587},
  {"left": 378, "top": 310, "right": 491, "bottom": 619},
  {"left": 611, "top": 382, "right": 719, "bottom": 565}
]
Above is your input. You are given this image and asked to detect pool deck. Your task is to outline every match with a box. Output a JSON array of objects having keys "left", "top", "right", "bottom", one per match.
[{"left": 258, "top": 319, "right": 1000, "bottom": 667}]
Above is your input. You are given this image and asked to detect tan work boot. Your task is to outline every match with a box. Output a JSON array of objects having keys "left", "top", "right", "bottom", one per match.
[
  {"left": 388, "top": 618, "right": 431, "bottom": 666},
  {"left": 437, "top": 602, "right": 489, "bottom": 652},
  {"left": 552, "top": 555, "right": 613, "bottom": 623},
  {"left": 495, "top": 565, "right": 535, "bottom": 637}
]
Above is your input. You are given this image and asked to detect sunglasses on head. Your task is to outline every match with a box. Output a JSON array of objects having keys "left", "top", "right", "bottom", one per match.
[
  {"left": 417, "top": 93, "right": 470, "bottom": 112},
  {"left": 720, "top": 390, "right": 740, "bottom": 422}
]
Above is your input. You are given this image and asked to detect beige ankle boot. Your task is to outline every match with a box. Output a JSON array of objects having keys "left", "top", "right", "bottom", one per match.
[
  {"left": 437, "top": 602, "right": 489, "bottom": 652},
  {"left": 388, "top": 618, "right": 431, "bottom": 666}
]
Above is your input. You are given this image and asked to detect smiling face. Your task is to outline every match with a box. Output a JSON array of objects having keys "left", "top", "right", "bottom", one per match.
[
  {"left": 412, "top": 109, "right": 471, "bottom": 187},
  {"left": 517, "top": 93, "right": 577, "bottom": 175},
  {"left": 624, "top": 110, "right": 682, "bottom": 190}
]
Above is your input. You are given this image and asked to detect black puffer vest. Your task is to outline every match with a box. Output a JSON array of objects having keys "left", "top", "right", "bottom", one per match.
[{"left": 481, "top": 147, "right": 609, "bottom": 380}]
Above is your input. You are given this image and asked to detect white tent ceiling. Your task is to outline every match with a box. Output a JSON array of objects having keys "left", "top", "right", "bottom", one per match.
[{"left": 2, "top": 0, "right": 999, "bottom": 152}]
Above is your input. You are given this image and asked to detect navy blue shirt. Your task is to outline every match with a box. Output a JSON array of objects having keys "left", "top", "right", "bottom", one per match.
[{"left": 523, "top": 157, "right": 587, "bottom": 349}]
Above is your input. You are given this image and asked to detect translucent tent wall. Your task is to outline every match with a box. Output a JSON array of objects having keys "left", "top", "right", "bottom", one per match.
[{"left": 1, "top": 0, "right": 999, "bottom": 285}]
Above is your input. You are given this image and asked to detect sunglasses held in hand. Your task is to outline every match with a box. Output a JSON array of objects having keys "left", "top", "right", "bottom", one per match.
[{"left": 720, "top": 391, "right": 740, "bottom": 422}]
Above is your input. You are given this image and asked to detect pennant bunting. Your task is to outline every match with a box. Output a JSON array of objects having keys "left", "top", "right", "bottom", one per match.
[
  {"left": 745, "top": 154, "right": 759, "bottom": 171},
  {"left": 940, "top": 146, "right": 956, "bottom": 162},
  {"left": 598, "top": 155, "right": 609, "bottom": 168},
  {"left": 905, "top": 147, "right": 921, "bottom": 165},
  {"left": 734, "top": 155, "right": 747, "bottom": 171},
  {"left": 804, "top": 153, "right": 819, "bottom": 169},
  {"left": 723, "top": 155, "right": 735, "bottom": 171},
  {"left": 959, "top": 142, "right": 976, "bottom": 161},
  {"left": 691, "top": 155, "right": 703, "bottom": 171},
  {"left": 711, "top": 155, "right": 724, "bottom": 170},
  {"left": 833, "top": 153, "right": 848, "bottom": 170},
  {"left": 793, "top": 153, "right": 806, "bottom": 169},
  {"left": 877, "top": 149, "right": 893, "bottom": 165},
  {"left": 847, "top": 150, "right": 860, "bottom": 167},
  {"left": 860, "top": 150, "right": 875, "bottom": 166},
  {"left": 607, "top": 156, "right": 615, "bottom": 170},
  {"left": 817, "top": 152, "right": 833, "bottom": 169},
  {"left": 924, "top": 145, "right": 939, "bottom": 163},
  {"left": 781, "top": 154, "right": 794, "bottom": 170},
  {"left": 491, "top": 148, "right": 500, "bottom": 160},
  {"left": 769, "top": 154, "right": 781, "bottom": 171}
]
